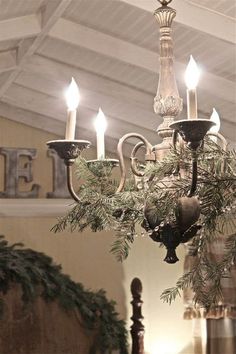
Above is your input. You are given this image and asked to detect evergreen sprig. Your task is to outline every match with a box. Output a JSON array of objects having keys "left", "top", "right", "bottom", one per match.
[
  {"left": 0, "top": 236, "right": 128, "bottom": 354},
  {"left": 53, "top": 141, "right": 236, "bottom": 309}
]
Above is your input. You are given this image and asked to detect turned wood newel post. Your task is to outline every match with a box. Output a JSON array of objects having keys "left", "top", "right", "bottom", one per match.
[{"left": 130, "top": 278, "right": 144, "bottom": 354}]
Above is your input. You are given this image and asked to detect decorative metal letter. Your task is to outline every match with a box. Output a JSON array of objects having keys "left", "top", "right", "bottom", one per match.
[
  {"left": 47, "top": 149, "right": 70, "bottom": 198},
  {"left": 0, "top": 147, "right": 40, "bottom": 198}
]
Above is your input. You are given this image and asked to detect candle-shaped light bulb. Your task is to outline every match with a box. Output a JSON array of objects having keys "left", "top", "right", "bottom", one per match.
[
  {"left": 185, "top": 55, "right": 200, "bottom": 90},
  {"left": 210, "top": 108, "right": 220, "bottom": 133},
  {"left": 65, "top": 78, "right": 80, "bottom": 140},
  {"left": 209, "top": 108, "right": 220, "bottom": 143},
  {"left": 185, "top": 55, "right": 200, "bottom": 119},
  {"left": 94, "top": 108, "right": 107, "bottom": 160},
  {"left": 65, "top": 77, "right": 80, "bottom": 110}
]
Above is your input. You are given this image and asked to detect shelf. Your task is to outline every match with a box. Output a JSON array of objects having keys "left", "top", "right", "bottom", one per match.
[{"left": 0, "top": 199, "right": 74, "bottom": 217}]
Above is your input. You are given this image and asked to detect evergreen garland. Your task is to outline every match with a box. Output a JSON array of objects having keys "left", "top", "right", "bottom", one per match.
[
  {"left": 53, "top": 140, "right": 236, "bottom": 309},
  {"left": 0, "top": 236, "right": 128, "bottom": 354}
]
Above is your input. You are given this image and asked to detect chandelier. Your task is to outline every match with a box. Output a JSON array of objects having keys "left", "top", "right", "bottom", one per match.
[{"left": 47, "top": 0, "right": 235, "bottom": 268}]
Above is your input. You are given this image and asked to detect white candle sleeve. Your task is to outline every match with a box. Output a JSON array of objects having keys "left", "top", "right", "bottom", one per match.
[
  {"left": 187, "top": 89, "right": 198, "bottom": 119},
  {"left": 65, "top": 110, "right": 76, "bottom": 140},
  {"left": 96, "top": 131, "right": 105, "bottom": 159}
]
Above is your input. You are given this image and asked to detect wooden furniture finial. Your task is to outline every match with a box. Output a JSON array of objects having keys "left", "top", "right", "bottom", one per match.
[{"left": 130, "top": 278, "right": 144, "bottom": 354}]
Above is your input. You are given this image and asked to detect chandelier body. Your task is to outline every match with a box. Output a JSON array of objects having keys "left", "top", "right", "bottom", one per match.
[{"left": 47, "top": 0, "right": 221, "bottom": 264}]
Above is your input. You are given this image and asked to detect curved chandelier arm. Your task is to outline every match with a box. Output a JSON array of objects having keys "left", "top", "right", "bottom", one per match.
[
  {"left": 130, "top": 142, "right": 146, "bottom": 177},
  {"left": 116, "top": 133, "right": 153, "bottom": 193},
  {"left": 172, "top": 130, "right": 198, "bottom": 197},
  {"left": 206, "top": 132, "right": 227, "bottom": 151},
  {"left": 188, "top": 154, "right": 198, "bottom": 197},
  {"left": 171, "top": 130, "right": 181, "bottom": 175},
  {"left": 172, "top": 129, "right": 179, "bottom": 149},
  {"left": 46, "top": 139, "right": 91, "bottom": 203},
  {"left": 205, "top": 132, "right": 227, "bottom": 173},
  {"left": 66, "top": 164, "right": 82, "bottom": 203}
]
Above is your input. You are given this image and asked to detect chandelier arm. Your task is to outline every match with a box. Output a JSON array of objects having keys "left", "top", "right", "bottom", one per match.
[
  {"left": 66, "top": 164, "right": 81, "bottom": 203},
  {"left": 173, "top": 130, "right": 198, "bottom": 197},
  {"left": 171, "top": 130, "right": 180, "bottom": 175},
  {"left": 188, "top": 153, "right": 198, "bottom": 197},
  {"left": 130, "top": 142, "right": 145, "bottom": 177},
  {"left": 206, "top": 132, "right": 227, "bottom": 151},
  {"left": 206, "top": 132, "right": 227, "bottom": 173},
  {"left": 172, "top": 129, "right": 178, "bottom": 149},
  {"left": 116, "top": 133, "right": 153, "bottom": 193}
]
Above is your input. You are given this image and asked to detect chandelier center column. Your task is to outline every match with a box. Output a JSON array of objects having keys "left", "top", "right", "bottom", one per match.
[{"left": 153, "top": 0, "right": 183, "bottom": 159}]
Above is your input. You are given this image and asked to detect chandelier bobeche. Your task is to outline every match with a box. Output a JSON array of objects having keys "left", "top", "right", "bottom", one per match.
[{"left": 47, "top": 0, "right": 231, "bottom": 264}]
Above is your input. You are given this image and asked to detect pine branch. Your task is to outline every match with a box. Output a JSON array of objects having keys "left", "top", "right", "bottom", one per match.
[
  {"left": 110, "top": 223, "right": 135, "bottom": 262},
  {"left": 0, "top": 236, "right": 128, "bottom": 353},
  {"left": 52, "top": 143, "right": 236, "bottom": 309}
]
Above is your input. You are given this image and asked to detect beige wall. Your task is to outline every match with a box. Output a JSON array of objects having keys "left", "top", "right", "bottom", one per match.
[{"left": 0, "top": 117, "right": 194, "bottom": 354}]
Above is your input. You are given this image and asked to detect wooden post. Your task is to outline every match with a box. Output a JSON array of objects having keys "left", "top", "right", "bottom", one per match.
[{"left": 130, "top": 278, "right": 145, "bottom": 354}]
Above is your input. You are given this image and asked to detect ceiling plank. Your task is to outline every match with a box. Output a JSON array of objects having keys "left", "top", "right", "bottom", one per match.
[
  {"left": 25, "top": 54, "right": 235, "bottom": 125},
  {"left": 49, "top": 19, "right": 158, "bottom": 72},
  {"left": 120, "top": 0, "right": 236, "bottom": 44},
  {"left": 2, "top": 77, "right": 235, "bottom": 143},
  {"left": 0, "top": 0, "right": 73, "bottom": 99},
  {"left": 14, "top": 70, "right": 159, "bottom": 131},
  {"left": 2, "top": 83, "right": 159, "bottom": 144},
  {"left": 49, "top": 19, "right": 236, "bottom": 104},
  {"left": 0, "top": 14, "right": 41, "bottom": 42},
  {"left": 20, "top": 54, "right": 236, "bottom": 132},
  {"left": 0, "top": 101, "right": 64, "bottom": 136},
  {"left": 23, "top": 54, "right": 154, "bottom": 110},
  {"left": 1, "top": 85, "right": 234, "bottom": 151},
  {"left": 49, "top": 18, "right": 158, "bottom": 71},
  {"left": 0, "top": 50, "right": 16, "bottom": 73}
]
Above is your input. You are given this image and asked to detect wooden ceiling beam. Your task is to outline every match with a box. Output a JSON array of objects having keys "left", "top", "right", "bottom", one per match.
[
  {"left": 0, "top": 0, "right": 73, "bottom": 99},
  {"left": 120, "top": 0, "right": 236, "bottom": 44},
  {"left": 49, "top": 19, "right": 236, "bottom": 104},
  {"left": 0, "top": 14, "right": 40, "bottom": 42},
  {"left": 0, "top": 50, "right": 17, "bottom": 73}
]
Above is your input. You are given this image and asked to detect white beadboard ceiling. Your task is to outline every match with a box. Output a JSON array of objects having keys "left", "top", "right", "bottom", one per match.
[{"left": 0, "top": 0, "right": 235, "bottom": 153}]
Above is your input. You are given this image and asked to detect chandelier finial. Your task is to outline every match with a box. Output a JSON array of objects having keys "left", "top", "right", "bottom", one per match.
[{"left": 158, "top": 0, "right": 172, "bottom": 6}]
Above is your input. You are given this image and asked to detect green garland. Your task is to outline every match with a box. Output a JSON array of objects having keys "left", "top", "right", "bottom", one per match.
[
  {"left": 0, "top": 236, "right": 128, "bottom": 354},
  {"left": 53, "top": 140, "right": 236, "bottom": 309}
]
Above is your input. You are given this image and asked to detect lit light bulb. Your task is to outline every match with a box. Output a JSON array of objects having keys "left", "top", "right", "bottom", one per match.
[
  {"left": 185, "top": 56, "right": 200, "bottom": 119},
  {"left": 185, "top": 55, "right": 200, "bottom": 90},
  {"left": 65, "top": 77, "right": 80, "bottom": 110},
  {"left": 64, "top": 78, "right": 80, "bottom": 140},
  {"left": 94, "top": 108, "right": 107, "bottom": 159},
  {"left": 210, "top": 108, "right": 220, "bottom": 133},
  {"left": 94, "top": 108, "right": 107, "bottom": 134}
]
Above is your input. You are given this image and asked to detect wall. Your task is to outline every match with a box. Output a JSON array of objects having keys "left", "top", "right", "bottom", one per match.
[{"left": 0, "top": 116, "right": 194, "bottom": 354}]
